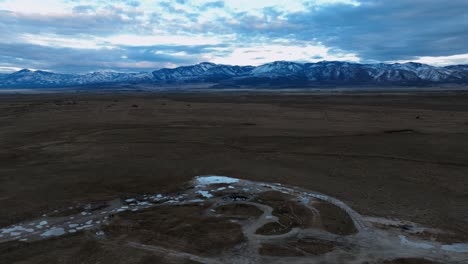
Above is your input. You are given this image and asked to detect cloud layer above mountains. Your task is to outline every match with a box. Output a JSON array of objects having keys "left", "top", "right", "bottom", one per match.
[{"left": 0, "top": 0, "right": 467, "bottom": 73}]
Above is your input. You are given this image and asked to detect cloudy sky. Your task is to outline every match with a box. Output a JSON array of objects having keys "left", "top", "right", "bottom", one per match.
[{"left": 0, "top": 0, "right": 467, "bottom": 73}]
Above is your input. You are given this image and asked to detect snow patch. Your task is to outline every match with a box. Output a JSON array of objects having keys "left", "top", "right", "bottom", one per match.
[
  {"left": 441, "top": 243, "right": 468, "bottom": 253},
  {"left": 76, "top": 225, "right": 93, "bottom": 230},
  {"left": 1, "top": 226, "right": 34, "bottom": 234},
  {"left": 189, "top": 199, "right": 204, "bottom": 203},
  {"left": 40, "top": 227, "right": 65, "bottom": 237},
  {"left": 398, "top": 235, "right": 434, "bottom": 249},
  {"left": 195, "top": 176, "right": 239, "bottom": 186},
  {"left": 197, "top": 190, "right": 213, "bottom": 198}
]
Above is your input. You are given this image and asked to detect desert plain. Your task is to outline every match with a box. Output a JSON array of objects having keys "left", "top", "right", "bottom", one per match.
[{"left": 0, "top": 91, "right": 467, "bottom": 264}]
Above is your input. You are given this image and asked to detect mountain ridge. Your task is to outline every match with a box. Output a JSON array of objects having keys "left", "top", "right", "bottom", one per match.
[{"left": 1, "top": 61, "right": 468, "bottom": 88}]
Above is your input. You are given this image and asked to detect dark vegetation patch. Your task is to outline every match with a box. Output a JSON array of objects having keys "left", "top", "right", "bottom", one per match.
[
  {"left": 256, "top": 222, "right": 289, "bottom": 235},
  {"left": 104, "top": 204, "right": 245, "bottom": 256},
  {"left": 48, "top": 207, "right": 83, "bottom": 218},
  {"left": 384, "top": 129, "right": 416, "bottom": 134},
  {"left": 381, "top": 258, "right": 443, "bottom": 264},
  {"left": 215, "top": 203, "right": 263, "bottom": 219},
  {"left": 0, "top": 235, "right": 125, "bottom": 264},
  {"left": 240, "top": 122, "right": 256, "bottom": 126},
  {"left": 0, "top": 235, "right": 194, "bottom": 264},
  {"left": 53, "top": 100, "right": 77, "bottom": 106},
  {"left": 259, "top": 238, "right": 335, "bottom": 256},
  {"left": 138, "top": 255, "right": 202, "bottom": 264},
  {"left": 255, "top": 191, "right": 319, "bottom": 235},
  {"left": 222, "top": 194, "right": 250, "bottom": 201},
  {"left": 314, "top": 201, "right": 357, "bottom": 235}
]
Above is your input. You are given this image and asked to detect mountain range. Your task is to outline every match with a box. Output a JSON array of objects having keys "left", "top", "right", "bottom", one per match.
[{"left": 1, "top": 61, "right": 468, "bottom": 88}]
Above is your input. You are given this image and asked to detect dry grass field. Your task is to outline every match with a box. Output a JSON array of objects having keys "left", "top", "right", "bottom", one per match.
[{"left": 0, "top": 92, "right": 467, "bottom": 263}]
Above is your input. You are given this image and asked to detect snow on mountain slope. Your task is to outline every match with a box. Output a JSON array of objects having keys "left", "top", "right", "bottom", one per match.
[
  {"left": 152, "top": 62, "right": 217, "bottom": 82},
  {"left": 251, "top": 61, "right": 304, "bottom": 77},
  {"left": 2, "top": 61, "right": 468, "bottom": 88},
  {"left": 0, "top": 70, "right": 153, "bottom": 87},
  {"left": 152, "top": 62, "right": 254, "bottom": 82},
  {"left": 1, "top": 70, "right": 79, "bottom": 87},
  {"left": 303, "top": 61, "right": 375, "bottom": 82}
]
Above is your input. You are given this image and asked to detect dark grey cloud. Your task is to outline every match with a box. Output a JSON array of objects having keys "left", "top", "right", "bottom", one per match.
[
  {"left": 0, "top": 7, "right": 145, "bottom": 37},
  {"left": 287, "top": 0, "right": 468, "bottom": 61},
  {"left": 200, "top": 1, "right": 224, "bottom": 10},
  {"left": 72, "top": 5, "right": 95, "bottom": 14},
  {"left": 186, "top": 0, "right": 468, "bottom": 62},
  {"left": 0, "top": 42, "right": 224, "bottom": 73},
  {"left": 155, "top": 1, "right": 199, "bottom": 23},
  {"left": 256, "top": 0, "right": 468, "bottom": 61}
]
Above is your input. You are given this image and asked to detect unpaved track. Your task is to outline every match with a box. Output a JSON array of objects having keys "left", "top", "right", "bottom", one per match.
[{"left": 1, "top": 176, "right": 467, "bottom": 263}]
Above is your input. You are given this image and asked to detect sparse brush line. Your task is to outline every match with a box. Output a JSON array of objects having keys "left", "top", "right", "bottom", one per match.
[
  {"left": 229, "top": 145, "right": 468, "bottom": 167},
  {"left": 292, "top": 152, "right": 468, "bottom": 167},
  {"left": 11, "top": 132, "right": 468, "bottom": 168},
  {"left": 126, "top": 241, "right": 221, "bottom": 264}
]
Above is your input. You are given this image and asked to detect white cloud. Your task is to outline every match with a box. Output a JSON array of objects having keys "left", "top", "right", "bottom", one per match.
[
  {"left": 0, "top": 0, "right": 69, "bottom": 14},
  {"left": 209, "top": 44, "right": 359, "bottom": 65},
  {"left": 0, "top": 66, "right": 23, "bottom": 73},
  {"left": 395, "top": 54, "right": 468, "bottom": 66},
  {"left": 15, "top": 32, "right": 225, "bottom": 50},
  {"left": 107, "top": 61, "right": 164, "bottom": 69},
  {"left": 314, "top": 0, "right": 361, "bottom": 7},
  {"left": 200, "top": 0, "right": 359, "bottom": 14},
  {"left": 104, "top": 34, "right": 224, "bottom": 46},
  {"left": 19, "top": 34, "right": 109, "bottom": 49}
]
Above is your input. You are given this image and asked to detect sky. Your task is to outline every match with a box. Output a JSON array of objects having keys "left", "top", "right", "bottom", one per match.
[{"left": 0, "top": 0, "right": 467, "bottom": 73}]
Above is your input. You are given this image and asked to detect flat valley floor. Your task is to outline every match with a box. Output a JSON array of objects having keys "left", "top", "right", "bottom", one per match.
[{"left": 0, "top": 92, "right": 468, "bottom": 264}]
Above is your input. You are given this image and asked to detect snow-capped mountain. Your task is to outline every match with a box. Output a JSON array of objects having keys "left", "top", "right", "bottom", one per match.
[
  {"left": 1, "top": 61, "right": 468, "bottom": 88},
  {"left": 152, "top": 62, "right": 254, "bottom": 82},
  {"left": 80, "top": 71, "right": 153, "bottom": 84},
  {"left": 0, "top": 69, "right": 78, "bottom": 87},
  {"left": 303, "top": 61, "right": 375, "bottom": 82},
  {"left": 0, "top": 70, "right": 152, "bottom": 87}
]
